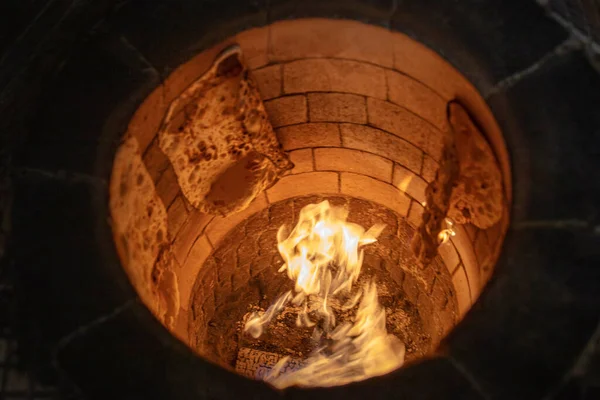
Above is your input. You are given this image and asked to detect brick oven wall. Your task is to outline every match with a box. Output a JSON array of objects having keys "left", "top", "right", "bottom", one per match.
[
  {"left": 122, "top": 19, "right": 510, "bottom": 339},
  {"left": 189, "top": 195, "right": 456, "bottom": 366}
]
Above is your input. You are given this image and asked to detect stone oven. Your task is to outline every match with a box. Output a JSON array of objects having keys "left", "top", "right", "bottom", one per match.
[
  {"left": 109, "top": 19, "right": 509, "bottom": 386},
  {"left": 9, "top": 1, "right": 600, "bottom": 399}
]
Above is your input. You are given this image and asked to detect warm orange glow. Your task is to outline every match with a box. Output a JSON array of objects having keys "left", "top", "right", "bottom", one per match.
[
  {"left": 438, "top": 218, "right": 456, "bottom": 244},
  {"left": 244, "top": 200, "right": 404, "bottom": 388}
]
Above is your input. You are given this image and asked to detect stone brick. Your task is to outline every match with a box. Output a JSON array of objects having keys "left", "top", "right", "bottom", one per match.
[
  {"left": 232, "top": 263, "right": 251, "bottom": 292},
  {"left": 236, "top": 26, "right": 269, "bottom": 70},
  {"left": 283, "top": 59, "right": 386, "bottom": 99},
  {"left": 264, "top": 95, "right": 307, "bottom": 127},
  {"left": 142, "top": 139, "right": 170, "bottom": 184},
  {"left": 172, "top": 211, "right": 214, "bottom": 265},
  {"left": 205, "top": 192, "right": 268, "bottom": 246},
  {"left": 269, "top": 199, "right": 295, "bottom": 225},
  {"left": 438, "top": 241, "right": 460, "bottom": 275},
  {"left": 237, "top": 238, "right": 259, "bottom": 267},
  {"left": 128, "top": 85, "right": 166, "bottom": 154},
  {"left": 385, "top": 259, "right": 405, "bottom": 288},
  {"left": 391, "top": 30, "right": 511, "bottom": 199},
  {"left": 431, "top": 277, "right": 451, "bottom": 311},
  {"left": 340, "top": 172, "right": 410, "bottom": 217},
  {"left": 417, "top": 291, "right": 435, "bottom": 337},
  {"left": 393, "top": 164, "right": 428, "bottom": 204},
  {"left": 346, "top": 197, "right": 397, "bottom": 237},
  {"left": 386, "top": 69, "right": 448, "bottom": 131},
  {"left": 215, "top": 248, "right": 236, "bottom": 284},
  {"left": 426, "top": 130, "right": 445, "bottom": 162},
  {"left": 167, "top": 196, "right": 188, "bottom": 238},
  {"left": 340, "top": 124, "right": 422, "bottom": 174},
  {"left": 402, "top": 273, "right": 421, "bottom": 304},
  {"left": 407, "top": 200, "right": 424, "bottom": 228},
  {"left": 451, "top": 224, "right": 481, "bottom": 301},
  {"left": 422, "top": 264, "right": 438, "bottom": 295},
  {"left": 258, "top": 228, "right": 279, "bottom": 254},
  {"left": 197, "top": 260, "right": 217, "bottom": 298},
  {"left": 250, "top": 254, "right": 275, "bottom": 277},
  {"left": 252, "top": 65, "right": 282, "bottom": 100},
  {"left": 367, "top": 97, "right": 436, "bottom": 150},
  {"left": 269, "top": 19, "right": 393, "bottom": 67},
  {"left": 266, "top": 172, "right": 339, "bottom": 203},
  {"left": 364, "top": 253, "right": 382, "bottom": 270},
  {"left": 314, "top": 148, "right": 392, "bottom": 182},
  {"left": 436, "top": 305, "right": 457, "bottom": 340},
  {"left": 391, "top": 31, "right": 467, "bottom": 101},
  {"left": 287, "top": 149, "right": 314, "bottom": 174},
  {"left": 452, "top": 265, "right": 471, "bottom": 319},
  {"left": 276, "top": 123, "right": 341, "bottom": 150},
  {"left": 245, "top": 208, "right": 269, "bottom": 237},
  {"left": 180, "top": 235, "right": 212, "bottom": 310},
  {"left": 422, "top": 155, "right": 439, "bottom": 183},
  {"left": 308, "top": 93, "right": 366, "bottom": 124},
  {"left": 431, "top": 280, "right": 455, "bottom": 337},
  {"left": 156, "top": 165, "right": 180, "bottom": 209},
  {"left": 463, "top": 223, "right": 478, "bottom": 243},
  {"left": 474, "top": 231, "right": 492, "bottom": 268}
]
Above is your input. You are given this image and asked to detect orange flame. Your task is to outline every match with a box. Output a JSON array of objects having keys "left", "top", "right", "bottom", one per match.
[
  {"left": 438, "top": 218, "right": 456, "bottom": 244},
  {"left": 244, "top": 200, "right": 405, "bottom": 387}
]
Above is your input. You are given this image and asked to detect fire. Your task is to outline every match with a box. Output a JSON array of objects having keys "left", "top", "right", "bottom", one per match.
[
  {"left": 244, "top": 200, "right": 405, "bottom": 388},
  {"left": 438, "top": 218, "right": 456, "bottom": 244}
]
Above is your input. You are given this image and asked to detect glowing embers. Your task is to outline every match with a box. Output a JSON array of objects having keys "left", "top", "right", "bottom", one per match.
[
  {"left": 243, "top": 200, "right": 404, "bottom": 388},
  {"left": 421, "top": 201, "right": 456, "bottom": 245},
  {"left": 438, "top": 218, "right": 456, "bottom": 244}
]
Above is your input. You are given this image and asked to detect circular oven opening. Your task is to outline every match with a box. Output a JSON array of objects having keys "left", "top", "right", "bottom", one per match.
[{"left": 109, "top": 19, "right": 510, "bottom": 389}]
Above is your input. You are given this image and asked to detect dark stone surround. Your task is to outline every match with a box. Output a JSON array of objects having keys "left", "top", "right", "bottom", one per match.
[{"left": 1, "top": 1, "right": 599, "bottom": 399}]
